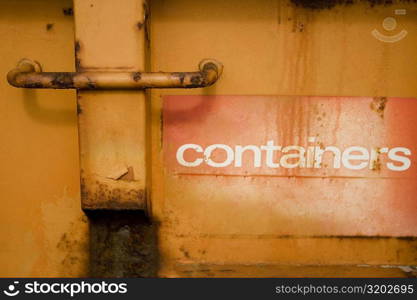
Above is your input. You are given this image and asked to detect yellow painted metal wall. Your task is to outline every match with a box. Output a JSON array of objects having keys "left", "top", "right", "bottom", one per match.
[{"left": 0, "top": 0, "right": 88, "bottom": 277}]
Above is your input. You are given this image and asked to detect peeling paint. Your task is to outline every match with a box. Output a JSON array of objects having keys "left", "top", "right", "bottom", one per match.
[
  {"left": 80, "top": 177, "right": 146, "bottom": 210},
  {"left": 371, "top": 97, "right": 388, "bottom": 119}
]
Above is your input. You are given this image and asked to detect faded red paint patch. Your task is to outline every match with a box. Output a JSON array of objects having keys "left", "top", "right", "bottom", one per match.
[{"left": 163, "top": 96, "right": 417, "bottom": 236}]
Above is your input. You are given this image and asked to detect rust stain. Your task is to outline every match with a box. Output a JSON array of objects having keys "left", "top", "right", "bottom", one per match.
[
  {"left": 56, "top": 216, "right": 89, "bottom": 276},
  {"left": 75, "top": 41, "right": 82, "bottom": 71},
  {"left": 371, "top": 159, "right": 382, "bottom": 171},
  {"left": 80, "top": 178, "right": 146, "bottom": 210},
  {"left": 371, "top": 148, "right": 382, "bottom": 171},
  {"left": 179, "top": 246, "right": 191, "bottom": 259},
  {"left": 75, "top": 59, "right": 82, "bottom": 71},
  {"left": 160, "top": 110, "right": 164, "bottom": 148},
  {"left": 87, "top": 210, "right": 159, "bottom": 277},
  {"left": 136, "top": 22, "right": 144, "bottom": 30},
  {"left": 62, "top": 7, "right": 73, "bottom": 16},
  {"left": 75, "top": 41, "right": 81, "bottom": 53},
  {"left": 176, "top": 233, "right": 417, "bottom": 241},
  {"left": 132, "top": 72, "right": 142, "bottom": 82},
  {"left": 370, "top": 96, "right": 388, "bottom": 119},
  {"left": 8, "top": 59, "right": 222, "bottom": 89},
  {"left": 143, "top": 1, "right": 150, "bottom": 47},
  {"left": 50, "top": 73, "right": 75, "bottom": 88},
  {"left": 76, "top": 102, "right": 83, "bottom": 115},
  {"left": 172, "top": 72, "right": 186, "bottom": 85},
  {"left": 187, "top": 74, "right": 204, "bottom": 88}
]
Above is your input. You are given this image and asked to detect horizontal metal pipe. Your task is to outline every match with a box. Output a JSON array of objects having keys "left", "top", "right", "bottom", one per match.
[{"left": 7, "top": 59, "right": 223, "bottom": 90}]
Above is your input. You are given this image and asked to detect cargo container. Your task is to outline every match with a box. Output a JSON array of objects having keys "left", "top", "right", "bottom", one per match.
[{"left": 1, "top": 0, "right": 417, "bottom": 277}]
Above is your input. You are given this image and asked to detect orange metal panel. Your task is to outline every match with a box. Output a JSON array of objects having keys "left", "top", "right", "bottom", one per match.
[
  {"left": 0, "top": 0, "right": 88, "bottom": 277},
  {"left": 1, "top": 0, "right": 417, "bottom": 278},
  {"left": 150, "top": 0, "right": 417, "bottom": 277}
]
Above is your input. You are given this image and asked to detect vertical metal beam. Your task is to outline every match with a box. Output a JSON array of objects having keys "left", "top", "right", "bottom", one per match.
[
  {"left": 74, "top": 0, "right": 148, "bottom": 210},
  {"left": 74, "top": 0, "right": 157, "bottom": 277}
]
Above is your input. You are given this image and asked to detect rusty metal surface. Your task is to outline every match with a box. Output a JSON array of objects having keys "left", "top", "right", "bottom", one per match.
[
  {"left": 81, "top": 176, "right": 146, "bottom": 210},
  {"left": 2, "top": 0, "right": 417, "bottom": 278},
  {"left": 88, "top": 210, "right": 158, "bottom": 277},
  {"left": 150, "top": 0, "right": 417, "bottom": 277},
  {"left": 74, "top": 0, "right": 149, "bottom": 211},
  {"left": 7, "top": 58, "right": 223, "bottom": 90}
]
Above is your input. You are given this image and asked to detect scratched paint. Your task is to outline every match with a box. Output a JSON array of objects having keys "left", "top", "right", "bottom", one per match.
[{"left": 163, "top": 95, "right": 417, "bottom": 236}]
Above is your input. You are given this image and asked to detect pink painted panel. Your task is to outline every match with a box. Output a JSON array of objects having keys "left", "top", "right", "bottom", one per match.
[{"left": 163, "top": 95, "right": 417, "bottom": 236}]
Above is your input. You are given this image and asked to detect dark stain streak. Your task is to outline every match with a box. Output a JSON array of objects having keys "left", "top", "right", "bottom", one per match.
[
  {"left": 173, "top": 72, "right": 186, "bottom": 85},
  {"left": 180, "top": 246, "right": 190, "bottom": 259},
  {"left": 202, "top": 62, "right": 218, "bottom": 74},
  {"left": 177, "top": 234, "right": 417, "bottom": 241},
  {"left": 136, "top": 22, "right": 144, "bottom": 30},
  {"left": 75, "top": 58, "right": 82, "bottom": 71},
  {"left": 75, "top": 41, "right": 81, "bottom": 53},
  {"left": 46, "top": 23, "right": 54, "bottom": 31},
  {"left": 56, "top": 220, "right": 88, "bottom": 276},
  {"left": 143, "top": 1, "right": 151, "bottom": 48},
  {"left": 160, "top": 110, "right": 164, "bottom": 148},
  {"left": 87, "top": 210, "right": 159, "bottom": 277},
  {"left": 291, "top": 0, "right": 416, "bottom": 9},
  {"left": 23, "top": 82, "right": 44, "bottom": 89},
  {"left": 86, "top": 77, "right": 96, "bottom": 89},
  {"left": 63, "top": 7, "right": 73, "bottom": 16},
  {"left": 306, "top": 235, "right": 417, "bottom": 241},
  {"left": 190, "top": 75, "right": 203, "bottom": 85},
  {"left": 75, "top": 41, "right": 82, "bottom": 70},
  {"left": 51, "top": 73, "right": 74, "bottom": 88},
  {"left": 77, "top": 103, "right": 83, "bottom": 115},
  {"left": 185, "top": 75, "right": 209, "bottom": 88}
]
